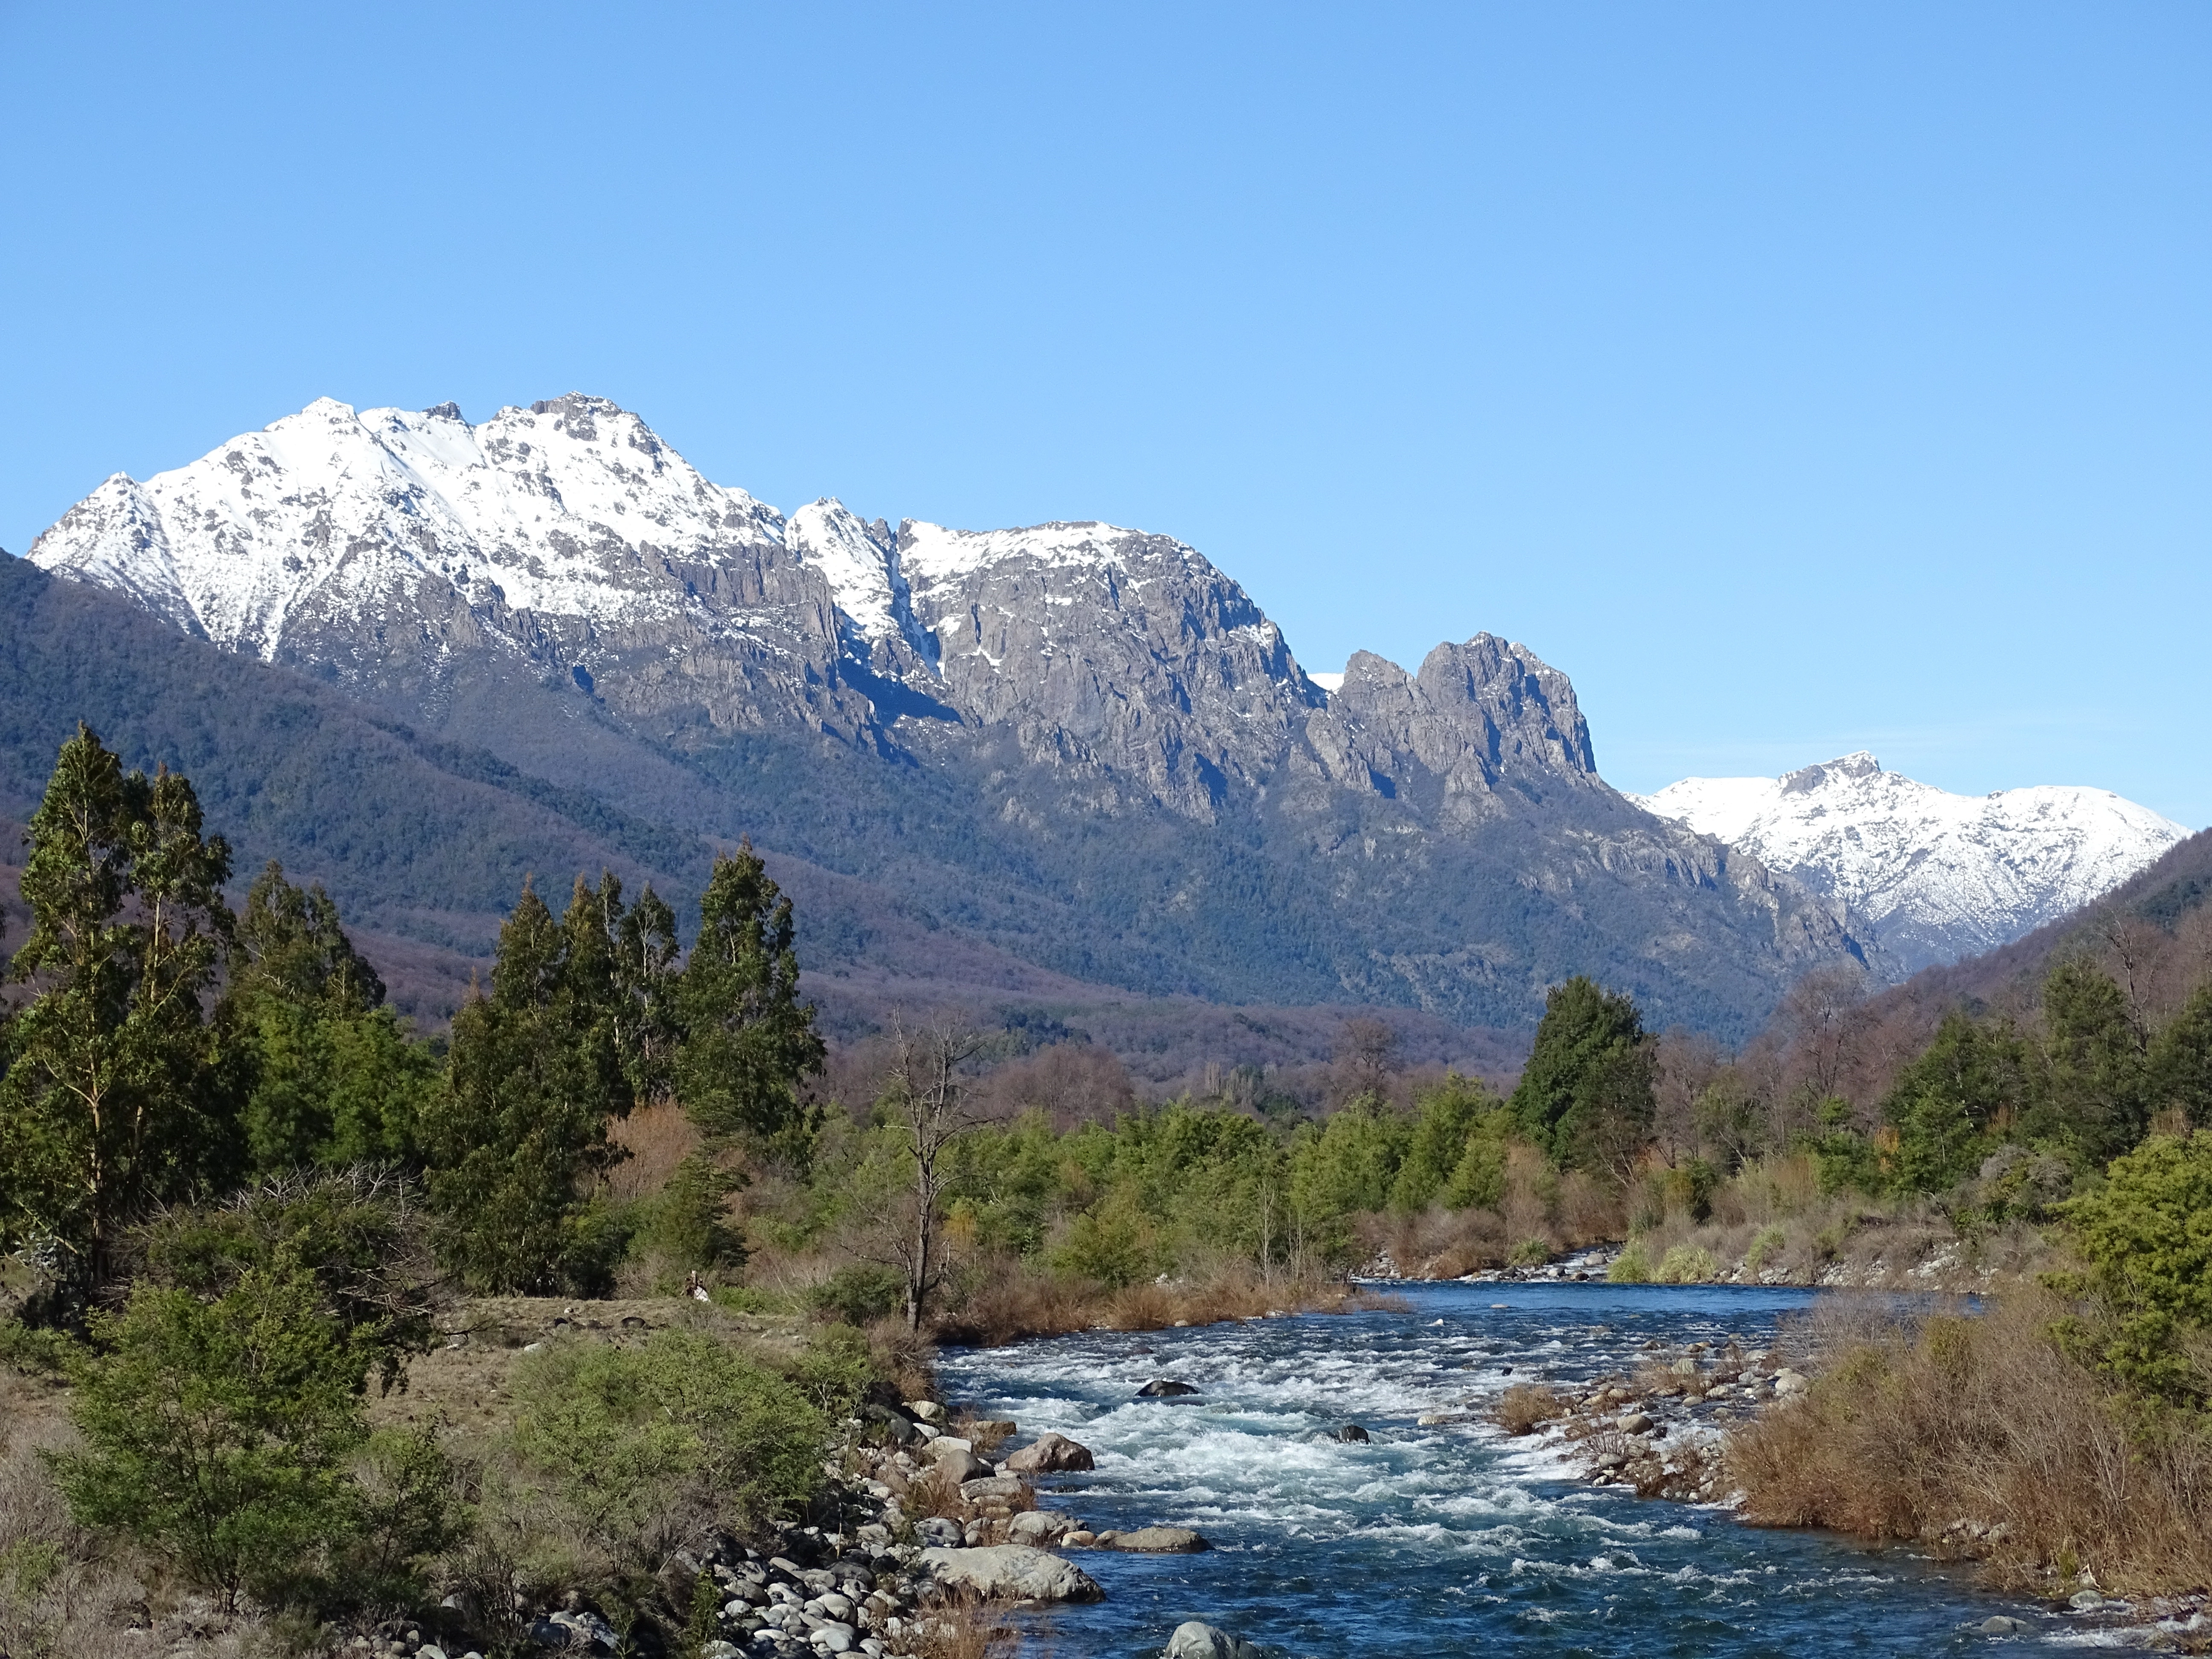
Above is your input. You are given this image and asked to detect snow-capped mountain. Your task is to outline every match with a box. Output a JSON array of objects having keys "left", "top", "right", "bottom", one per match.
[
  {"left": 21, "top": 391, "right": 1873, "bottom": 1034},
  {"left": 1636, "top": 752, "right": 2189, "bottom": 971}
]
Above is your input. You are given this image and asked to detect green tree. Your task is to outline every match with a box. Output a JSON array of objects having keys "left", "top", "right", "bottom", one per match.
[
  {"left": 2148, "top": 982, "right": 2212, "bottom": 1130},
  {"left": 1880, "top": 1010, "right": 2032, "bottom": 1190},
  {"left": 2050, "top": 1129, "right": 2212, "bottom": 1404},
  {"left": 674, "top": 845, "right": 825, "bottom": 1145},
  {"left": 1388, "top": 1077, "right": 1498, "bottom": 1213},
  {"left": 419, "top": 878, "right": 632, "bottom": 1293},
  {"left": 228, "top": 862, "right": 438, "bottom": 1172},
  {"left": 0, "top": 726, "right": 241, "bottom": 1296},
  {"left": 1508, "top": 977, "right": 1651, "bottom": 1173},
  {"left": 2039, "top": 956, "right": 2152, "bottom": 1163}
]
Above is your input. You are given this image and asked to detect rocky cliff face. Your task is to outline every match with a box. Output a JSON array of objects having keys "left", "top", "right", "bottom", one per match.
[{"left": 26, "top": 392, "right": 1879, "bottom": 1033}]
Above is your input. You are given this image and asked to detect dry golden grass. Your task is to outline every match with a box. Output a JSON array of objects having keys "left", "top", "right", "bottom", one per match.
[
  {"left": 1490, "top": 1382, "right": 1569, "bottom": 1436},
  {"left": 906, "top": 1597, "right": 1022, "bottom": 1659},
  {"left": 1729, "top": 1290, "right": 2212, "bottom": 1595}
]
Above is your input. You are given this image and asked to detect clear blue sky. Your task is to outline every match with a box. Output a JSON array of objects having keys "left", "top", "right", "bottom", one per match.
[{"left": 3, "top": 4, "right": 2206, "bottom": 825}]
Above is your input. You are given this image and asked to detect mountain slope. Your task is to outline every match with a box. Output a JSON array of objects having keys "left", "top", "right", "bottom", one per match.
[
  {"left": 1637, "top": 752, "right": 2186, "bottom": 973},
  {"left": 22, "top": 393, "right": 1882, "bottom": 1037}
]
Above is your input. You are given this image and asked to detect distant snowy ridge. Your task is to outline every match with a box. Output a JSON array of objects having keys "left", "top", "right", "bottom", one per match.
[{"left": 1635, "top": 753, "right": 2189, "bottom": 971}]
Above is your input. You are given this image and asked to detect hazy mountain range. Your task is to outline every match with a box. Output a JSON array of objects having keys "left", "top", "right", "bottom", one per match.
[{"left": 9, "top": 392, "right": 2183, "bottom": 1046}]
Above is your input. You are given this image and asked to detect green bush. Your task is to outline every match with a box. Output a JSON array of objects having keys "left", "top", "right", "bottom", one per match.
[
  {"left": 781, "top": 1322, "right": 879, "bottom": 1419},
  {"left": 808, "top": 1263, "right": 905, "bottom": 1327},
  {"left": 1607, "top": 1242, "right": 1653, "bottom": 1283},
  {"left": 510, "top": 1327, "right": 826, "bottom": 1570},
  {"left": 2051, "top": 1129, "right": 2212, "bottom": 1404},
  {"left": 1049, "top": 1186, "right": 1162, "bottom": 1289},
  {"left": 1743, "top": 1225, "right": 1788, "bottom": 1275},
  {"left": 52, "top": 1271, "right": 377, "bottom": 1611}
]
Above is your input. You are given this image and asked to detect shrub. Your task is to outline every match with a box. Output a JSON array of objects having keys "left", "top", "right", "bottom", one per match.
[
  {"left": 1729, "top": 1290, "right": 2212, "bottom": 1592},
  {"left": 1743, "top": 1225, "right": 1788, "bottom": 1275},
  {"left": 2050, "top": 1129, "right": 2212, "bottom": 1404},
  {"left": 51, "top": 1270, "right": 375, "bottom": 1611},
  {"left": 1655, "top": 1244, "right": 1720, "bottom": 1284},
  {"left": 509, "top": 1327, "right": 826, "bottom": 1570},
  {"left": 1607, "top": 1242, "right": 1653, "bottom": 1283},
  {"left": 1048, "top": 1186, "right": 1161, "bottom": 1289},
  {"left": 1491, "top": 1383, "right": 1568, "bottom": 1436},
  {"left": 809, "top": 1263, "right": 906, "bottom": 1327},
  {"left": 1508, "top": 1237, "right": 1552, "bottom": 1267},
  {"left": 781, "top": 1322, "right": 879, "bottom": 1418}
]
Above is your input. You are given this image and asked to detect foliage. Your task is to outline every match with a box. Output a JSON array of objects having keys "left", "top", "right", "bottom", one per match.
[
  {"left": 1509, "top": 977, "right": 1653, "bottom": 1173},
  {"left": 509, "top": 1327, "right": 826, "bottom": 1569},
  {"left": 51, "top": 1270, "right": 377, "bottom": 1610},
  {"left": 1654, "top": 1243, "right": 1719, "bottom": 1283},
  {"left": 420, "top": 877, "right": 637, "bottom": 1295},
  {"left": 1607, "top": 1241, "right": 1653, "bottom": 1283},
  {"left": 674, "top": 846, "right": 825, "bottom": 1145},
  {"left": 132, "top": 1169, "right": 439, "bottom": 1394},
  {"left": 1048, "top": 1185, "right": 1162, "bottom": 1289},
  {"left": 2051, "top": 1130, "right": 2212, "bottom": 1405},
  {"left": 0, "top": 725, "right": 242, "bottom": 1295},
  {"left": 807, "top": 1262, "right": 906, "bottom": 1327}
]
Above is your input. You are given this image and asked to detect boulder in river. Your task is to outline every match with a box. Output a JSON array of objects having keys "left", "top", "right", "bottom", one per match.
[
  {"left": 1333, "top": 1424, "right": 1371, "bottom": 1443},
  {"left": 959, "top": 1475, "right": 1026, "bottom": 1504},
  {"left": 1138, "top": 1379, "right": 1199, "bottom": 1397},
  {"left": 1004, "top": 1431, "right": 1096, "bottom": 1473},
  {"left": 919, "top": 1545, "right": 1104, "bottom": 1603},
  {"left": 1101, "top": 1526, "right": 1209, "bottom": 1553},
  {"left": 1164, "top": 1621, "right": 1265, "bottom": 1658},
  {"left": 929, "top": 1440, "right": 994, "bottom": 1481}
]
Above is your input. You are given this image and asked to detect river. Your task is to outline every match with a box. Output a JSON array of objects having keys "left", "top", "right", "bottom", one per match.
[{"left": 933, "top": 1281, "right": 2061, "bottom": 1657}]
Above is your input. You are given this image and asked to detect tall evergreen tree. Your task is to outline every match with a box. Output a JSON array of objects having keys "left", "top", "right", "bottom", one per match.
[
  {"left": 2150, "top": 981, "right": 2212, "bottom": 1129},
  {"left": 674, "top": 845, "right": 825, "bottom": 1144},
  {"left": 419, "top": 877, "right": 632, "bottom": 1293},
  {"left": 228, "top": 862, "right": 434, "bottom": 1172},
  {"left": 2039, "top": 957, "right": 2152, "bottom": 1164},
  {"left": 0, "top": 725, "right": 241, "bottom": 1295},
  {"left": 1508, "top": 976, "right": 1651, "bottom": 1172}
]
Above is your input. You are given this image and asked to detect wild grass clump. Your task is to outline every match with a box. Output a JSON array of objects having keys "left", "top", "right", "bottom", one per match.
[
  {"left": 1490, "top": 1383, "right": 1569, "bottom": 1436},
  {"left": 1729, "top": 1289, "right": 2212, "bottom": 1593}
]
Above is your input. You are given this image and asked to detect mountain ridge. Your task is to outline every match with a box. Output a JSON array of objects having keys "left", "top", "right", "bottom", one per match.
[
  {"left": 19, "top": 391, "right": 1899, "bottom": 1037},
  {"left": 1636, "top": 752, "right": 2185, "bottom": 974}
]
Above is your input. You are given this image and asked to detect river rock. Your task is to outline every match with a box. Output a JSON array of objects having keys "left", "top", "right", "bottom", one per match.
[
  {"left": 1616, "top": 1412, "right": 1653, "bottom": 1434},
  {"left": 918, "top": 1545, "right": 1104, "bottom": 1603},
  {"left": 929, "top": 1441, "right": 994, "bottom": 1481},
  {"left": 1164, "top": 1621, "right": 1266, "bottom": 1659},
  {"left": 1774, "top": 1369, "right": 1810, "bottom": 1395},
  {"left": 1977, "top": 1616, "right": 2031, "bottom": 1634},
  {"left": 1009, "top": 1509, "right": 1074, "bottom": 1544},
  {"left": 1334, "top": 1424, "right": 1371, "bottom": 1442},
  {"left": 1103, "top": 1525, "right": 1209, "bottom": 1553},
  {"left": 960, "top": 1475, "right": 1026, "bottom": 1503},
  {"left": 907, "top": 1400, "right": 946, "bottom": 1422},
  {"left": 1137, "top": 1379, "right": 1199, "bottom": 1397},
  {"left": 1004, "top": 1432, "right": 1096, "bottom": 1473},
  {"left": 917, "top": 1517, "right": 964, "bottom": 1548}
]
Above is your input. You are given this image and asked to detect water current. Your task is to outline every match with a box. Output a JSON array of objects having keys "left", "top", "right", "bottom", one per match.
[{"left": 935, "top": 1281, "right": 2066, "bottom": 1657}]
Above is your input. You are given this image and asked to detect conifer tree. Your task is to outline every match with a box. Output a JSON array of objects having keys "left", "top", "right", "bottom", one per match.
[
  {"left": 1508, "top": 976, "right": 1652, "bottom": 1173},
  {"left": 674, "top": 844, "right": 825, "bottom": 1144},
  {"left": 0, "top": 725, "right": 241, "bottom": 1295},
  {"left": 2150, "top": 981, "right": 2212, "bottom": 1129},
  {"left": 419, "top": 877, "right": 632, "bottom": 1293},
  {"left": 228, "top": 862, "right": 434, "bottom": 1172}
]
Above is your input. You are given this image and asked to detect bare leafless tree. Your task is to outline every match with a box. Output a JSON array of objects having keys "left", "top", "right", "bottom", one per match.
[{"left": 878, "top": 1018, "right": 987, "bottom": 1331}]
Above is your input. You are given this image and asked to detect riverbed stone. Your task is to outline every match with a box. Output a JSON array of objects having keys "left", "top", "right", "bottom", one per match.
[
  {"left": 1976, "top": 1616, "right": 2031, "bottom": 1634},
  {"left": 1138, "top": 1379, "right": 1199, "bottom": 1397},
  {"left": 929, "top": 1441, "right": 994, "bottom": 1481},
  {"left": 960, "top": 1475, "right": 1026, "bottom": 1503},
  {"left": 918, "top": 1545, "right": 1104, "bottom": 1603},
  {"left": 1104, "top": 1525, "right": 1209, "bottom": 1553},
  {"left": 1163, "top": 1621, "right": 1266, "bottom": 1659},
  {"left": 1334, "top": 1424, "right": 1371, "bottom": 1443},
  {"left": 1004, "top": 1432, "right": 1095, "bottom": 1473}
]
